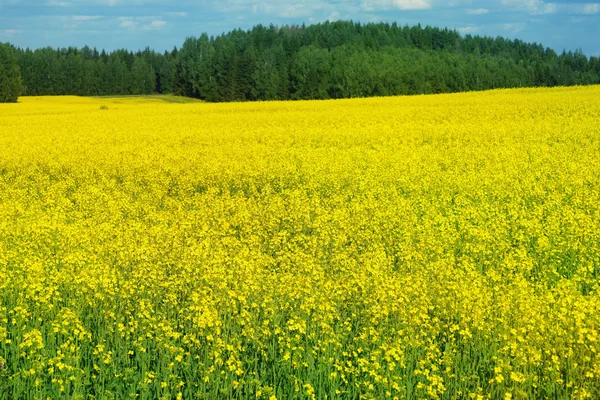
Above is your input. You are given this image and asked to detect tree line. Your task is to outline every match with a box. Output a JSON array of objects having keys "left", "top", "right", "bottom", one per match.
[
  {"left": 2, "top": 21, "right": 600, "bottom": 103},
  {"left": 16, "top": 46, "right": 176, "bottom": 96}
]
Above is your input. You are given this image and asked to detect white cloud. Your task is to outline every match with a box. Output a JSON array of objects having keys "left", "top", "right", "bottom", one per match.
[
  {"left": 504, "top": 22, "right": 525, "bottom": 33},
  {"left": 163, "top": 11, "right": 188, "bottom": 17},
  {"left": 502, "top": 1, "right": 600, "bottom": 16},
  {"left": 582, "top": 4, "right": 600, "bottom": 15},
  {"left": 499, "top": 0, "right": 600, "bottom": 16},
  {"left": 533, "top": 3, "right": 557, "bottom": 15},
  {"left": 244, "top": 0, "right": 331, "bottom": 18},
  {"left": 72, "top": 15, "right": 103, "bottom": 21},
  {"left": 280, "top": 4, "right": 309, "bottom": 17},
  {"left": 328, "top": 11, "right": 340, "bottom": 21},
  {"left": 46, "top": 0, "right": 72, "bottom": 6},
  {"left": 55, "top": 15, "right": 105, "bottom": 30},
  {"left": 554, "top": 3, "right": 600, "bottom": 15},
  {"left": 119, "top": 15, "right": 160, "bottom": 21},
  {"left": 143, "top": 20, "right": 166, "bottom": 30},
  {"left": 457, "top": 25, "right": 480, "bottom": 34},
  {"left": 119, "top": 19, "right": 137, "bottom": 28},
  {"left": 207, "top": 0, "right": 358, "bottom": 20},
  {"left": 467, "top": 8, "right": 488, "bottom": 15},
  {"left": 500, "top": 0, "right": 557, "bottom": 15},
  {"left": 118, "top": 14, "right": 161, "bottom": 30},
  {"left": 361, "top": 0, "right": 432, "bottom": 11},
  {"left": 0, "top": 29, "right": 23, "bottom": 37}
]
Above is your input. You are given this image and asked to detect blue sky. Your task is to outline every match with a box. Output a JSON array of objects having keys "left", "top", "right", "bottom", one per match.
[{"left": 0, "top": 0, "right": 599, "bottom": 56}]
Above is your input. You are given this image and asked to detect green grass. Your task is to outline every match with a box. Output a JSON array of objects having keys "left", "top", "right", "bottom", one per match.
[{"left": 92, "top": 94, "right": 203, "bottom": 104}]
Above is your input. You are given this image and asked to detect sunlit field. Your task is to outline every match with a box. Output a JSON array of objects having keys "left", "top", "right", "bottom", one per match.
[{"left": 1, "top": 87, "right": 600, "bottom": 399}]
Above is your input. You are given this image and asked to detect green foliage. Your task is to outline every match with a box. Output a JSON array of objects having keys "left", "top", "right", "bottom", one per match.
[
  {"left": 0, "top": 42, "right": 23, "bottom": 103},
  {"left": 130, "top": 58, "right": 155, "bottom": 94},
  {"left": 6, "top": 21, "right": 600, "bottom": 101},
  {"left": 15, "top": 46, "right": 175, "bottom": 97},
  {"left": 252, "top": 45, "right": 288, "bottom": 101},
  {"left": 291, "top": 46, "right": 331, "bottom": 100},
  {"left": 172, "top": 21, "right": 600, "bottom": 102}
]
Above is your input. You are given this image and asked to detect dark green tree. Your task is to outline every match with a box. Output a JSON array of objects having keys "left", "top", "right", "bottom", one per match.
[
  {"left": 290, "top": 45, "right": 331, "bottom": 100},
  {"left": 131, "top": 57, "right": 155, "bottom": 94},
  {"left": 252, "top": 45, "right": 285, "bottom": 100},
  {"left": 5, "top": 20, "right": 600, "bottom": 102},
  {"left": 0, "top": 42, "right": 23, "bottom": 103}
]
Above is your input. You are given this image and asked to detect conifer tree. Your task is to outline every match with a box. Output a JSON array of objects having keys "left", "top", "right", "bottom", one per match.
[{"left": 0, "top": 42, "right": 24, "bottom": 103}]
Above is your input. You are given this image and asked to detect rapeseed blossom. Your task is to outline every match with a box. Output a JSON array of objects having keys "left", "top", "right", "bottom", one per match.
[{"left": 0, "top": 87, "right": 599, "bottom": 398}]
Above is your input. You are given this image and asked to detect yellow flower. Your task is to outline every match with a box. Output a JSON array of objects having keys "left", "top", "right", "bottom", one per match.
[{"left": 1, "top": 87, "right": 600, "bottom": 398}]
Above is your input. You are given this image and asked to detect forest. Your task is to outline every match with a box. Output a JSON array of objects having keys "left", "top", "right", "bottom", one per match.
[{"left": 2, "top": 21, "right": 600, "bottom": 102}]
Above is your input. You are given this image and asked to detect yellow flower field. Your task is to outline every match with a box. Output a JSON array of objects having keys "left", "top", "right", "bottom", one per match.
[{"left": 1, "top": 87, "right": 600, "bottom": 399}]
